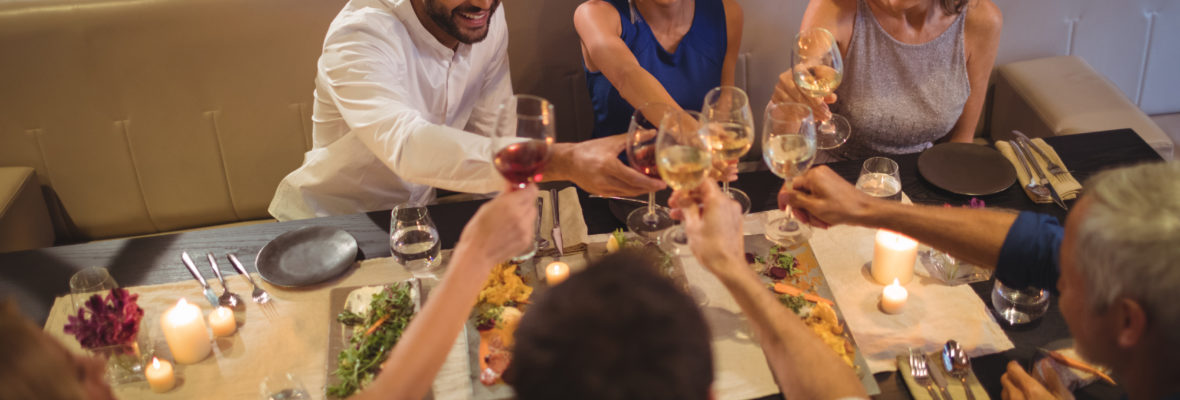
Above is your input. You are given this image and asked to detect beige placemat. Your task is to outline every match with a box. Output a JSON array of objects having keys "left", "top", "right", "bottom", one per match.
[{"left": 44, "top": 257, "right": 475, "bottom": 400}]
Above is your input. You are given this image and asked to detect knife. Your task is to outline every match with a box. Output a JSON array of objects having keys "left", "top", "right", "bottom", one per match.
[
  {"left": 927, "top": 353, "right": 954, "bottom": 400},
  {"left": 181, "top": 251, "right": 220, "bottom": 306},
  {"left": 549, "top": 188, "right": 564, "bottom": 256},
  {"left": 1014, "top": 138, "right": 1068, "bottom": 210},
  {"left": 1011, "top": 130, "right": 1066, "bottom": 175}
]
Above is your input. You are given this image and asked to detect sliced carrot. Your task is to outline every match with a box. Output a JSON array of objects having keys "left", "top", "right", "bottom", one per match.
[
  {"left": 1044, "top": 350, "right": 1116, "bottom": 385},
  {"left": 365, "top": 314, "right": 391, "bottom": 337},
  {"left": 773, "top": 282, "right": 834, "bottom": 306}
]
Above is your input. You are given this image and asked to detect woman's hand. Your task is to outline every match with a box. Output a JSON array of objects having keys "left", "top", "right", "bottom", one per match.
[
  {"left": 455, "top": 184, "right": 539, "bottom": 265},
  {"left": 772, "top": 68, "right": 837, "bottom": 122},
  {"left": 672, "top": 182, "right": 746, "bottom": 275}
]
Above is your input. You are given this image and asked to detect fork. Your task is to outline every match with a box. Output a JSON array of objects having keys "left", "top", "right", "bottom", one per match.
[
  {"left": 1011, "top": 130, "right": 1068, "bottom": 177},
  {"left": 1010, "top": 141, "right": 1051, "bottom": 201},
  {"left": 909, "top": 349, "right": 946, "bottom": 400},
  {"left": 227, "top": 253, "right": 271, "bottom": 305}
]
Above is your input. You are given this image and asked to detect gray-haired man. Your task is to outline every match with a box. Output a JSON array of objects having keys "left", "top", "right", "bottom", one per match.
[{"left": 780, "top": 162, "right": 1180, "bottom": 400}]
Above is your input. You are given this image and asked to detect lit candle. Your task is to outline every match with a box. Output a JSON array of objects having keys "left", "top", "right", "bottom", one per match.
[
  {"left": 145, "top": 357, "right": 175, "bottom": 392},
  {"left": 208, "top": 306, "right": 237, "bottom": 337},
  {"left": 161, "top": 298, "right": 211, "bottom": 364},
  {"left": 545, "top": 261, "right": 570, "bottom": 285},
  {"left": 872, "top": 229, "right": 917, "bottom": 285},
  {"left": 880, "top": 278, "right": 908, "bottom": 314}
]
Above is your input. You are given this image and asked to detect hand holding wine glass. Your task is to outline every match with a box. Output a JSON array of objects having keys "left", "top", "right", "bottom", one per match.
[
  {"left": 789, "top": 27, "right": 849, "bottom": 150},
  {"left": 656, "top": 109, "right": 712, "bottom": 250},
  {"left": 623, "top": 103, "right": 678, "bottom": 239},
  {"left": 701, "top": 86, "right": 755, "bottom": 213},
  {"left": 762, "top": 101, "right": 817, "bottom": 247}
]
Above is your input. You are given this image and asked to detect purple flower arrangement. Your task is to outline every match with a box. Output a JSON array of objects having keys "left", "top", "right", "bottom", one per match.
[{"left": 64, "top": 288, "right": 145, "bottom": 349}]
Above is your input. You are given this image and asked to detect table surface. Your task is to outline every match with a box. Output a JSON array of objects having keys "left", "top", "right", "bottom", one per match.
[{"left": 0, "top": 129, "right": 1161, "bottom": 400}]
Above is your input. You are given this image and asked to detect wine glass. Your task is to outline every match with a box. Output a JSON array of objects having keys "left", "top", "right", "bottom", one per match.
[
  {"left": 655, "top": 110, "right": 712, "bottom": 251},
  {"left": 791, "top": 27, "right": 849, "bottom": 150},
  {"left": 624, "top": 103, "right": 677, "bottom": 240},
  {"left": 390, "top": 205, "right": 442, "bottom": 278},
  {"left": 762, "top": 101, "right": 817, "bottom": 247},
  {"left": 259, "top": 372, "right": 311, "bottom": 400},
  {"left": 69, "top": 267, "right": 118, "bottom": 311},
  {"left": 701, "top": 86, "right": 755, "bottom": 213},
  {"left": 855, "top": 157, "right": 902, "bottom": 201},
  {"left": 491, "top": 94, "right": 556, "bottom": 190}
]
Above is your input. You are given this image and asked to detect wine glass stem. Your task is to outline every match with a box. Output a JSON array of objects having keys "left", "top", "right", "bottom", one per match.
[
  {"left": 645, "top": 191, "right": 657, "bottom": 219},
  {"left": 722, "top": 180, "right": 730, "bottom": 194}
]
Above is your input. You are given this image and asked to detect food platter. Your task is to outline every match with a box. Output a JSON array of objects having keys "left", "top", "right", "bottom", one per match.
[{"left": 325, "top": 279, "right": 425, "bottom": 399}]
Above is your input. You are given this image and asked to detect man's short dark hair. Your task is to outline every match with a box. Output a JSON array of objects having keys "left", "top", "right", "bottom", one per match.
[{"left": 504, "top": 250, "right": 713, "bottom": 400}]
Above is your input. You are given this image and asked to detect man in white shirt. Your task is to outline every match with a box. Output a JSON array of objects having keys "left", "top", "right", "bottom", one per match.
[{"left": 269, "top": 0, "right": 665, "bottom": 220}]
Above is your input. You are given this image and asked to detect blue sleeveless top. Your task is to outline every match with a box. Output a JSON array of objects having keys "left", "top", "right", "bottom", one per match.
[{"left": 586, "top": 0, "right": 728, "bottom": 138}]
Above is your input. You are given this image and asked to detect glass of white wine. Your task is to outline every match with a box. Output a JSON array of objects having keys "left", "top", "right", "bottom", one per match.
[
  {"left": 656, "top": 109, "right": 712, "bottom": 251},
  {"left": 762, "top": 101, "right": 817, "bottom": 247},
  {"left": 701, "top": 86, "right": 755, "bottom": 213},
  {"left": 791, "top": 27, "right": 849, "bottom": 150}
]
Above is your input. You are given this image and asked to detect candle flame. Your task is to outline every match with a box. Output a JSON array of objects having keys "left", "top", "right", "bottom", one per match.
[
  {"left": 152, "top": 357, "right": 160, "bottom": 368},
  {"left": 177, "top": 298, "right": 189, "bottom": 307},
  {"left": 891, "top": 278, "right": 900, "bottom": 287}
]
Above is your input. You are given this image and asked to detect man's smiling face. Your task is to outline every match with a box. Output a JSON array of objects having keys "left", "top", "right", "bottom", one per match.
[{"left": 424, "top": 0, "right": 501, "bottom": 44}]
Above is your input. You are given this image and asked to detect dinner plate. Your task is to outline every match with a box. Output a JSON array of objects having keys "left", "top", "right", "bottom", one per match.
[
  {"left": 256, "top": 226, "right": 358, "bottom": 287},
  {"left": 917, "top": 143, "right": 1017, "bottom": 196}
]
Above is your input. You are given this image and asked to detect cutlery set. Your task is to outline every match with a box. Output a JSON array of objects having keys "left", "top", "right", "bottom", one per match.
[
  {"left": 907, "top": 340, "right": 978, "bottom": 400},
  {"left": 1008, "top": 130, "right": 1069, "bottom": 211},
  {"left": 180, "top": 252, "right": 274, "bottom": 315}
]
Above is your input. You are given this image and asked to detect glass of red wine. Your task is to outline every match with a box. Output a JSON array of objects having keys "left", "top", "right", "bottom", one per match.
[
  {"left": 491, "top": 94, "right": 554, "bottom": 261},
  {"left": 492, "top": 94, "right": 555, "bottom": 191},
  {"left": 624, "top": 103, "right": 677, "bottom": 240}
]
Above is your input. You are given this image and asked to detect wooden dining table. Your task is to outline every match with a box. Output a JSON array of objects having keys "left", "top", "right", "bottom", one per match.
[{"left": 0, "top": 128, "right": 1162, "bottom": 399}]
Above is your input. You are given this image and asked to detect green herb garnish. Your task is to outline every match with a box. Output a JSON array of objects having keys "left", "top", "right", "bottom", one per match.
[
  {"left": 777, "top": 293, "right": 809, "bottom": 315},
  {"left": 328, "top": 283, "right": 416, "bottom": 398}
]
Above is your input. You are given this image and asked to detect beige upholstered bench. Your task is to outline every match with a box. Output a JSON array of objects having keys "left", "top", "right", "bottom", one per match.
[{"left": 989, "top": 56, "right": 1175, "bottom": 160}]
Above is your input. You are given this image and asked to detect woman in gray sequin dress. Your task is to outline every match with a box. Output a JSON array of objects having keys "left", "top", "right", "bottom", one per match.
[{"left": 772, "top": 0, "right": 1002, "bottom": 161}]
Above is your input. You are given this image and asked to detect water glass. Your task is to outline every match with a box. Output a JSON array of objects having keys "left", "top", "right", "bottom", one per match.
[
  {"left": 259, "top": 372, "right": 311, "bottom": 400},
  {"left": 855, "top": 156, "right": 901, "bottom": 201},
  {"left": 70, "top": 267, "right": 118, "bottom": 311},
  {"left": 991, "top": 279, "right": 1050, "bottom": 325},
  {"left": 390, "top": 205, "right": 442, "bottom": 278}
]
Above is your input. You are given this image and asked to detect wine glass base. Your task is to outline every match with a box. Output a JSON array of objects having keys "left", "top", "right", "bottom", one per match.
[
  {"left": 626, "top": 207, "right": 675, "bottom": 241},
  {"left": 763, "top": 216, "right": 812, "bottom": 248},
  {"left": 725, "top": 187, "right": 752, "bottom": 214},
  {"left": 659, "top": 226, "right": 690, "bottom": 255},
  {"left": 509, "top": 242, "right": 539, "bottom": 263},
  {"left": 816, "top": 114, "right": 851, "bottom": 150}
]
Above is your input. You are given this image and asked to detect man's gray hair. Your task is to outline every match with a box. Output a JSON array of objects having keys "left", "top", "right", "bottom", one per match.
[{"left": 1074, "top": 161, "right": 1180, "bottom": 341}]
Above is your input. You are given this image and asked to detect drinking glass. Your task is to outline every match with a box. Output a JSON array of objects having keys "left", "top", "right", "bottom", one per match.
[
  {"left": 761, "top": 102, "right": 817, "bottom": 247},
  {"left": 624, "top": 103, "right": 677, "bottom": 240},
  {"left": 259, "top": 372, "right": 311, "bottom": 400},
  {"left": 655, "top": 110, "right": 712, "bottom": 251},
  {"left": 70, "top": 267, "right": 118, "bottom": 311},
  {"left": 701, "top": 86, "right": 755, "bottom": 213},
  {"left": 791, "top": 27, "right": 850, "bottom": 150},
  {"left": 855, "top": 157, "right": 901, "bottom": 201},
  {"left": 991, "top": 279, "right": 1050, "bottom": 325},
  {"left": 491, "top": 94, "right": 556, "bottom": 190},
  {"left": 390, "top": 205, "right": 442, "bottom": 278}
]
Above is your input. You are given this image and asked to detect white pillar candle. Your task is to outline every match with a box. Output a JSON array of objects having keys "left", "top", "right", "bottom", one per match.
[
  {"left": 145, "top": 357, "right": 176, "bottom": 392},
  {"left": 872, "top": 229, "right": 917, "bottom": 285},
  {"left": 545, "top": 261, "right": 570, "bottom": 285},
  {"left": 881, "top": 279, "right": 908, "bottom": 314},
  {"left": 161, "top": 298, "right": 211, "bottom": 364},
  {"left": 208, "top": 306, "right": 237, "bottom": 337}
]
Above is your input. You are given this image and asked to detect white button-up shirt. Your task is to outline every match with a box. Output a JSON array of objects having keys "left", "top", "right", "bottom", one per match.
[{"left": 269, "top": 0, "right": 512, "bottom": 221}]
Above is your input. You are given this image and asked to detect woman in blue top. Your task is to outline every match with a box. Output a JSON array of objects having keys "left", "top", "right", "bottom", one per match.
[{"left": 575, "top": 0, "right": 743, "bottom": 139}]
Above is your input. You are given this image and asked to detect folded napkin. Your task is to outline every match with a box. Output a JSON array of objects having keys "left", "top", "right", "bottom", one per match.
[
  {"left": 898, "top": 352, "right": 988, "bottom": 400},
  {"left": 535, "top": 187, "right": 589, "bottom": 257},
  {"left": 995, "top": 139, "right": 1082, "bottom": 203}
]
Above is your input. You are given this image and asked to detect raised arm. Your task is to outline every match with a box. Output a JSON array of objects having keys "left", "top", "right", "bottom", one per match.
[
  {"left": 353, "top": 184, "right": 538, "bottom": 400},
  {"left": 676, "top": 182, "right": 867, "bottom": 400},
  {"left": 782, "top": 166, "right": 1017, "bottom": 268},
  {"left": 944, "top": 0, "right": 1002, "bottom": 143},
  {"left": 574, "top": 0, "right": 680, "bottom": 115}
]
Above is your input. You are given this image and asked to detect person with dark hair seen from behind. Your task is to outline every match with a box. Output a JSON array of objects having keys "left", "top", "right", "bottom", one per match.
[
  {"left": 504, "top": 251, "right": 713, "bottom": 400},
  {"left": 778, "top": 162, "right": 1180, "bottom": 400},
  {"left": 774, "top": 0, "right": 1002, "bottom": 161},
  {"left": 0, "top": 301, "right": 116, "bottom": 400}
]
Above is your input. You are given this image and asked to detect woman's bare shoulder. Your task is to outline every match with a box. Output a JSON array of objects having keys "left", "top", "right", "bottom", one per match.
[{"left": 965, "top": 0, "right": 1003, "bottom": 40}]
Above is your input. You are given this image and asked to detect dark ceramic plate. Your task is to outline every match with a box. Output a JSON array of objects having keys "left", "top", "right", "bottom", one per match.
[
  {"left": 917, "top": 143, "right": 1017, "bottom": 196},
  {"left": 256, "top": 226, "right": 358, "bottom": 287}
]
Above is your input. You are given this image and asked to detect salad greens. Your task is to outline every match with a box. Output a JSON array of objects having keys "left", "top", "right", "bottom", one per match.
[{"left": 328, "top": 283, "right": 416, "bottom": 398}]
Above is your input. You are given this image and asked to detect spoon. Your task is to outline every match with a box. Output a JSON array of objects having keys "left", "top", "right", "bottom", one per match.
[
  {"left": 206, "top": 252, "right": 243, "bottom": 310},
  {"left": 942, "top": 340, "right": 976, "bottom": 400}
]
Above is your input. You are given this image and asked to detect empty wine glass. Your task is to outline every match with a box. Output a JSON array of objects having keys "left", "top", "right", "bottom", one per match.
[
  {"left": 701, "top": 86, "right": 755, "bottom": 213},
  {"left": 656, "top": 110, "right": 712, "bottom": 251},
  {"left": 855, "top": 157, "right": 901, "bottom": 201},
  {"left": 762, "top": 102, "right": 817, "bottom": 247},
  {"left": 390, "top": 205, "right": 442, "bottom": 278},
  {"left": 791, "top": 27, "right": 849, "bottom": 150},
  {"left": 624, "top": 103, "right": 677, "bottom": 240},
  {"left": 69, "top": 267, "right": 118, "bottom": 311},
  {"left": 259, "top": 372, "right": 310, "bottom": 400},
  {"left": 491, "top": 94, "right": 556, "bottom": 190}
]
